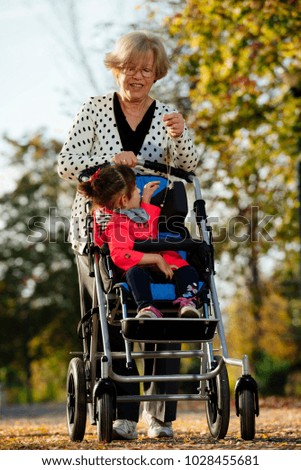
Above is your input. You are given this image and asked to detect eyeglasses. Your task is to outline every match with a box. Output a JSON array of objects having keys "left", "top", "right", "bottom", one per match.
[{"left": 121, "top": 66, "right": 155, "bottom": 78}]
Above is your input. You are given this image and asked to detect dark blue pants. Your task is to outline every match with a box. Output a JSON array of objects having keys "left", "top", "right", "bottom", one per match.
[{"left": 125, "top": 264, "right": 199, "bottom": 311}]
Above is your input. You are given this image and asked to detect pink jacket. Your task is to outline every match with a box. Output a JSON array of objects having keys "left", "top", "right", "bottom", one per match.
[{"left": 94, "top": 202, "right": 188, "bottom": 271}]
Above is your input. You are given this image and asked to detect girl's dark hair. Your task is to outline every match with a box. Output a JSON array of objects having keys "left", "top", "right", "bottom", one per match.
[{"left": 78, "top": 164, "right": 136, "bottom": 210}]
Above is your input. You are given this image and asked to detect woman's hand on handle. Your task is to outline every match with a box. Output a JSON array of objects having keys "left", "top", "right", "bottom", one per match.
[{"left": 113, "top": 151, "right": 138, "bottom": 168}]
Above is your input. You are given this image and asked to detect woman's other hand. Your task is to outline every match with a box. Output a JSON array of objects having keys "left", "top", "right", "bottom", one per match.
[
  {"left": 113, "top": 151, "right": 138, "bottom": 167},
  {"left": 163, "top": 112, "right": 184, "bottom": 138}
]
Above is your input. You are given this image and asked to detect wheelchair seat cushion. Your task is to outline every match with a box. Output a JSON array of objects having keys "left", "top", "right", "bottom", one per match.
[{"left": 119, "top": 281, "right": 204, "bottom": 301}]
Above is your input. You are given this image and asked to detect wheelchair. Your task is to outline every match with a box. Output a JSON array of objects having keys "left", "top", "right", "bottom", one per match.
[{"left": 66, "top": 160, "right": 259, "bottom": 443}]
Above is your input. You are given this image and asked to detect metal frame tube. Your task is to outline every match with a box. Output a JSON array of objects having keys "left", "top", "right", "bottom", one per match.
[
  {"left": 93, "top": 251, "right": 112, "bottom": 368},
  {"left": 109, "top": 358, "right": 224, "bottom": 383},
  {"left": 193, "top": 176, "right": 229, "bottom": 357},
  {"left": 117, "top": 394, "right": 209, "bottom": 402}
]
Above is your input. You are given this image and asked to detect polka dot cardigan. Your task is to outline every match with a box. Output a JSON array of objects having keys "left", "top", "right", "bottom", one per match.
[{"left": 58, "top": 92, "right": 199, "bottom": 254}]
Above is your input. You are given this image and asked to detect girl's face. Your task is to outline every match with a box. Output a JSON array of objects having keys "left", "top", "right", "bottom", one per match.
[{"left": 123, "top": 185, "right": 141, "bottom": 209}]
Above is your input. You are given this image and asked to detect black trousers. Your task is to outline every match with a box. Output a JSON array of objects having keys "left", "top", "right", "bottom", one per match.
[{"left": 76, "top": 253, "right": 140, "bottom": 421}]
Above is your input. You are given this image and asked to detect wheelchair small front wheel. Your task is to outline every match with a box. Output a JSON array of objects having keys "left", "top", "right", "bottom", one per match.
[
  {"left": 96, "top": 392, "right": 113, "bottom": 443},
  {"left": 205, "top": 356, "right": 230, "bottom": 439},
  {"left": 239, "top": 388, "right": 255, "bottom": 440},
  {"left": 66, "top": 357, "right": 87, "bottom": 442}
]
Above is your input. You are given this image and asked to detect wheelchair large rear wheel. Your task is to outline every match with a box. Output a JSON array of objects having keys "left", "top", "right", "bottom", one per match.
[
  {"left": 239, "top": 388, "right": 255, "bottom": 440},
  {"left": 96, "top": 392, "right": 113, "bottom": 443},
  {"left": 205, "top": 356, "right": 230, "bottom": 439},
  {"left": 66, "top": 357, "right": 87, "bottom": 442}
]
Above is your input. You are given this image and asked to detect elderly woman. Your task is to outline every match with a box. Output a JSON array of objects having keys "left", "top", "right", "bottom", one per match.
[{"left": 58, "top": 30, "right": 199, "bottom": 440}]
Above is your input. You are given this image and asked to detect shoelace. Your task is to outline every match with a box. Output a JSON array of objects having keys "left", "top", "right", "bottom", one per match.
[{"left": 173, "top": 296, "right": 196, "bottom": 308}]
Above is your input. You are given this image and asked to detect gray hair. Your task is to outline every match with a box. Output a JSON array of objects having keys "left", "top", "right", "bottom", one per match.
[{"left": 104, "top": 30, "right": 170, "bottom": 80}]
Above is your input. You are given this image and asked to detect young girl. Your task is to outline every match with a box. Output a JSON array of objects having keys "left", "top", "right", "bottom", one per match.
[{"left": 79, "top": 164, "right": 201, "bottom": 318}]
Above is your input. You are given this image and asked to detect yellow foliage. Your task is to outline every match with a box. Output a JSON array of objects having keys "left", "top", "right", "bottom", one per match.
[
  {"left": 31, "top": 355, "right": 67, "bottom": 402},
  {"left": 259, "top": 288, "right": 297, "bottom": 360},
  {"left": 226, "top": 281, "right": 296, "bottom": 364},
  {"left": 226, "top": 289, "right": 256, "bottom": 359}
]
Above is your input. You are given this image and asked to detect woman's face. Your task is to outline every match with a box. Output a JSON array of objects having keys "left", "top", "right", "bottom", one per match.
[{"left": 117, "top": 51, "right": 156, "bottom": 102}]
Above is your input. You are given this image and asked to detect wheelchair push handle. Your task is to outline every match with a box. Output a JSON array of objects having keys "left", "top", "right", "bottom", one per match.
[
  {"left": 138, "top": 159, "right": 195, "bottom": 183},
  {"left": 77, "top": 159, "right": 195, "bottom": 183}
]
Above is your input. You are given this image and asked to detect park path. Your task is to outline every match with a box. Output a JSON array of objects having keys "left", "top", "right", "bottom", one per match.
[{"left": 0, "top": 397, "right": 300, "bottom": 450}]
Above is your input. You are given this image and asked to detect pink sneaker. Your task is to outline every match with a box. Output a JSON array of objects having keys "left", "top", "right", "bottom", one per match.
[
  {"left": 136, "top": 305, "right": 163, "bottom": 319},
  {"left": 173, "top": 297, "right": 201, "bottom": 318}
]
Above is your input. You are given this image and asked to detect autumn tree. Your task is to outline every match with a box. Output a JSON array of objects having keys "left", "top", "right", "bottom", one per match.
[{"left": 145, "top": 0, "right": 301, "bottom": 389}]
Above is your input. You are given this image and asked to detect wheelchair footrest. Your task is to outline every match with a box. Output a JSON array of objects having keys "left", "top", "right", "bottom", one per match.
[{"left": 120, "top": 318, "right": 218, "bottom": 342}]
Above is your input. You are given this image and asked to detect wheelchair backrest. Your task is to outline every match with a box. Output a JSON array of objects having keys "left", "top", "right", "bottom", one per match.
[
  {"left": 136, "top": 175, "right": 188, "bottom": 237},
  {"left": 135, "top": 175, "right": 168, "bottom": 198}
]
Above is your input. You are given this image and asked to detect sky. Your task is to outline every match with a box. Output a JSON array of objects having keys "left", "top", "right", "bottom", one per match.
[
  {"left": 0, "top": 0, "right": 145, "bottom": 190},
  {"left": 0, "top": 0, "right": 146, "bottom": 137}
]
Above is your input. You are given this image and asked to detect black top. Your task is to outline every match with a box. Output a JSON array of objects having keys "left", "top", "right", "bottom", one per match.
[{"left": 113, "top": 92, "right": 156, "bottom": 155}]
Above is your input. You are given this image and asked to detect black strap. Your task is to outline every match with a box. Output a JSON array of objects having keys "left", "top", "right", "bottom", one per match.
[{"left": 77, "top": 307, "right": 98, "bottom": 339}]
